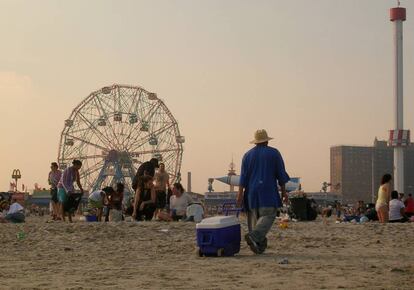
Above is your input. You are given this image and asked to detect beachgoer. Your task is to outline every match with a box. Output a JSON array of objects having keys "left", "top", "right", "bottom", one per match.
[
  {"left": 132, "top": 176, "right": 156, "bottom": 221},
  {"left": 404, "top": 193, "right": 414, "bottom": 217},
  {"left": 375, "top": 174, "right": 392, "bottom": 223},
  {"left": 48, "top": 162, "right": 62, "bottom": 220},
  {"left": 399, "top": 192, "right": 405, "bottom": 202},
  {"left": 153, "top": 163, "right": 170, "bottom": 219},
  {"left": 106, "top": 183, "right": 124, "bottom": 222},
  {"left": 365, "top": 203, "right": 378, "bottom": 221},
  {"left": 335, "top": 201, "right": 342, "bottom": 220},
  {"left": 322, "top": 205, "right": 333, "bottom": 218},
  {"left": 158, "top": 183, "right": 193, "bottom": 221},
  {"left": 88, "top": 187, "right": 113, "bottom": 222},
  {"left": 0, "top": 200, "right": 25, "bottom": 223},
  {"left": 237, "top": 129, "right": 290, "bottom": 254},
  {"left": 131, "top": 158, "right": 159, "bottom": 191},
  {"left": 57, "top": 160, "right": 84, "bottom": 222},
  {"left": 389, "top": 190, "right": 409, "bottom": 223},
  {"left": 355, "top": 200, "right": 366, "bottom": 216}
]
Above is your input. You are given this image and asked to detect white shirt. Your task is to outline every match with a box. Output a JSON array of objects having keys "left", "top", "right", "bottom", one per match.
[
  {"left": 89, "top": 190, "right": 104, "bottom": 202},
  {"left": 389, "top": 199, "right": 405, "bottom": 221},
  {"left": 170, "top": 193, "right": 193, "bottom": 216},
  {"left": 186, "top": 204, "right": 204, "bottom": 223},
  {"left": 8, "top": 203, "right": 24, "bottom": 215}
]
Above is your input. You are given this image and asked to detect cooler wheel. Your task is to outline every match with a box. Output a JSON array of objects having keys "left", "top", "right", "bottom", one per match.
[
  {"left": 196, "top": 248, "right": 203, "bottom": 257},
  {"left": 217, "top": 248, "right": 225, "bottom": 257}
]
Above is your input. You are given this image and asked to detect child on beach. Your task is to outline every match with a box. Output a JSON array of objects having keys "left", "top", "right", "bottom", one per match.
[{"left": 106, "top": 183, "right": 124, "bottom": 222}]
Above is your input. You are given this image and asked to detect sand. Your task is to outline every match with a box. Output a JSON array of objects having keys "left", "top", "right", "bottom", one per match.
[{"left": 0, "top": 216, "right": 413, "bottom": 290}]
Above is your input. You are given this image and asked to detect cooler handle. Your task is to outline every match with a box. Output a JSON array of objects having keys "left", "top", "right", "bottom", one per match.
[{"left": 200, "top": 233, "right": 213, "bottom": 246}]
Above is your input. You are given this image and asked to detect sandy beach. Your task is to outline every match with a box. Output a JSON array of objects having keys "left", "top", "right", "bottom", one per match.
[{"left": 0, "top": 217, "right": 413, "bottom": 290}]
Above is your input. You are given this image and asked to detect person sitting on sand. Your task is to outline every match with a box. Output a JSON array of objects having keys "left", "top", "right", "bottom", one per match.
[
  {"left": 0, "top": 200, "right": 25, "bottom": 223},
  {"left": 355, "top": 200, "right": 366, "bottom": 216},
  {"left": 57, "top": 160, "right": 84, "bottom": 222},
  {"left": 404, "top": 193, "right": 414, "bottom": 218},
  {"left": 365, "top": 203, "right": 378, "bottom": 221},
  {"left": 88, "top": 187, "right": 113, "bottom": 222},
  {"left": 389, "top": 190, "right": 409, "bottom": 223},
  {"left": 106, "top": 183, "right": 124, "bottom": 222},
  {"left": 376, "top": 174, "right": 392, "bottom": 223},
  {"left": 158, "top": 183, "right": 193, "bottom": 221},
  {"left": 132, "top": 176, "right": 156, "bottom": 221}
]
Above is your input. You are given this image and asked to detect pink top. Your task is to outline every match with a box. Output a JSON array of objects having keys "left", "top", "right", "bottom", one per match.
[{"left": 48, "top": 170, "right": 62, "bottom": 189}]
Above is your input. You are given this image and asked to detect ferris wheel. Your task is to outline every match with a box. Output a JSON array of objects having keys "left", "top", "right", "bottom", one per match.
[{"left": 57, "top": 84, "right": 185, "bottom": 193}]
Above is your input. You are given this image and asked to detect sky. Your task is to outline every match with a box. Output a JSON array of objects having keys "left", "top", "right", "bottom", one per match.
[{"left": 1, "top": 0, "right": 414, "bottom": 194}]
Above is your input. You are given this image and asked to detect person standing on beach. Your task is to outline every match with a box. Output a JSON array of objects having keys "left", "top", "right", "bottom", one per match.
[
  {"left": 376, "top": 174, "right": 392, "bottom": 223},
  {"left": 153, "top": 162, "right": 170, "bottom": 219},
  {"left": 237, "top": 129, "right": 290, "bottom": 254},
  {"left": 48, "top": 162, "right": 62, "bottom": 220},
  {"left": 57, "top": 160, "right": 84, "bottom": 222},
  {"left": 132, "top": 158, "right": 159, "bottom": 191}
]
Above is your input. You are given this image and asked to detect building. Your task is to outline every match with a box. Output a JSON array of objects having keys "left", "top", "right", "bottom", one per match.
[{"left": 331, "top": 138, "right": 414, "bottom": 204}]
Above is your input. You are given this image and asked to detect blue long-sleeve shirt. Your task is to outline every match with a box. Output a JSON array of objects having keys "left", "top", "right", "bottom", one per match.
[{"left": 239, "top": 145, "right": 290, "bottom": 209}]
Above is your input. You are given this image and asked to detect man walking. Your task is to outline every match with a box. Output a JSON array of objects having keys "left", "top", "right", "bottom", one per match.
[{"left": 237, "top": 129, "right": 290, "bottom": 254}]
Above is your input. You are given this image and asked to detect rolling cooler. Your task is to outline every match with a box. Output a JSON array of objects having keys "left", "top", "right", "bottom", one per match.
[{"left": 196, "top": 216, "right": 241, "bottom": 257}]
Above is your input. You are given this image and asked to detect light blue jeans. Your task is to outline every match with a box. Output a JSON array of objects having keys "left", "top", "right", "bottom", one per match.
[{"left": 247, "top": 207, "right": 278, "bottom": 243}]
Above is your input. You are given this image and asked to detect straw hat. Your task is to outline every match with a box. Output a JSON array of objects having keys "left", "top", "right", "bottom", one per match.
[{"left": 250, "top": 129, "right": 273, "bottom": 144}]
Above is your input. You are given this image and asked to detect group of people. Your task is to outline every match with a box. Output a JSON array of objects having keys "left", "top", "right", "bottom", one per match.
[
  {"left": 129, "top": 158, "right": 203, "bottom": 222},
  {"left": 87, "top": 183, "right": 124, "bottom": 222},
  {"left": 48, "top": 160, "right": 83, "bottom": 222},
  {"left": 47, "top": 157, "right": 203, "bottom": 223},
  {"left": 376, "top": 173, "right": 414, "bottom": 223}
]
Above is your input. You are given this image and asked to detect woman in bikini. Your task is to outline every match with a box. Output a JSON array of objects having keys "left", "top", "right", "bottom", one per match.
[{"left": 376, "top": 174, "right": 392, "bottom": 223}]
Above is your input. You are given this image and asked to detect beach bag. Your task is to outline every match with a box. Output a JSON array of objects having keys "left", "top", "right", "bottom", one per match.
[{"left": 63, "top": 193, "right": 83, "bottom": 213}]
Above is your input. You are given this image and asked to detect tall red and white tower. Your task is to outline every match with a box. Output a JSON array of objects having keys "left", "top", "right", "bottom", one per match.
[{"left": 389, "top": 4, "right": 410, "bottom": 193}]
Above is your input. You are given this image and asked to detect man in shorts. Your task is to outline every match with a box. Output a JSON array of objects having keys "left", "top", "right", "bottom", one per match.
[
  {"left": 48, "top": 162, "right": 62, "bottom": 220},
  {"left": 153, "top": 163, "right": 170, "bottom": 219}
]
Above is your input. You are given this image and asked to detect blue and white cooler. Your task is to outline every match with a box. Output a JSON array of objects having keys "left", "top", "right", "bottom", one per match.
[{"left": 196, "top": 215, "right": 241, "bottom": 257}]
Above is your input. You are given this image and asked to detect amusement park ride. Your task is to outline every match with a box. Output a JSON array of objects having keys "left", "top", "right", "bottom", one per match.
[{"left": 58, "top": 84, "right": 185, "bottom": 194}]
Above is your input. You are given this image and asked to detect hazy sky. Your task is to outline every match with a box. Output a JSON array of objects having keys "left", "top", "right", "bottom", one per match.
[{"left": 1, "top": 0, "right": 414, "bottom": 193}]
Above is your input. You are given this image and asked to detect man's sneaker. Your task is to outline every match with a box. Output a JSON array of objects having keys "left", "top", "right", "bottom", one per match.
[
  {"left": 245, "top": 233, "right": 262, "bottom": 254},
  {"left": 258, "top": 238, "right": 268, "bottom": 254}
]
